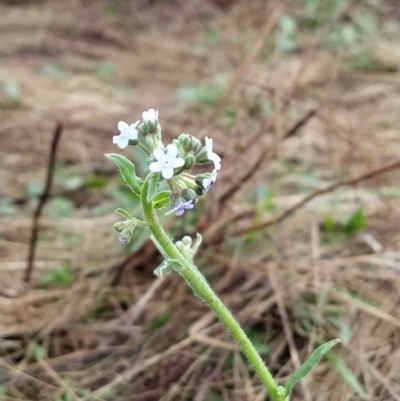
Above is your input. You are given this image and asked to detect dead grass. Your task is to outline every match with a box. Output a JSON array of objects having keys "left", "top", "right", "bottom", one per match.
[{"left": 1, "top": 1, "right": 400, "bottom": 400}]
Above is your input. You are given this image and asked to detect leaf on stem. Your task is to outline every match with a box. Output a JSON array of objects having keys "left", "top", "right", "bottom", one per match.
[
  {"left": 153, "top": 259, "right": 181, "bottom": 278},
  {"left": 152, "top": 191, "right": 171, "bottom": 209},
  {"left": 115, "top": 208, "right": 132, "bottom": 219},
  {"left": 284, "top": 339, "right": 340, "bottom": 397},
  {"left": 147, "top": 173, "right": 160, "bottom": 203},
  {"left": 105, "top": 153, "right": 142, "bottom": 196}
]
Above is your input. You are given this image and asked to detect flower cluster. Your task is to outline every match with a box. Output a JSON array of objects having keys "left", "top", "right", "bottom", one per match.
[{"left": 111, "top": 108, "right": 221, "bottom": 225}]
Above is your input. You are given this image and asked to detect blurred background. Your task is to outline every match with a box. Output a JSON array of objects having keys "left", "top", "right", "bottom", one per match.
[{"left": 1, "top": 1, "right": 400, "bottom": 400}]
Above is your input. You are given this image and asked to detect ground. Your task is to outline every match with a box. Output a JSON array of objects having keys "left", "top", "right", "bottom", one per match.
[{"left": 1, "top": 1, "right": 400, "bottom": 400}]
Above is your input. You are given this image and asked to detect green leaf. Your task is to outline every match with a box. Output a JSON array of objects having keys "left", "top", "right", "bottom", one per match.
[
  {"left": 0, "top": 199, "right": 19, "bottom": 216},
  {"left": 94, "top": 62, "right": 116, "bottom": 76},
  {"left": 4, "top": 82, "right": 21, "bottom": 103},
  {"left": 284, "top": 339, "right": 340, "bottom": 397},
  {"left": 279, "top": 14, "right": 297, "bottom": 35},
  {"left": 46, "top": 197, "right": 75, "bottom": 219},
  {"left": 152, "top": 191, "right": 171, "bottom": 209},
  {"left": 322, "top": 215, "right": 336, "bottom": 233},
  {"left": 326, "top": 351, "right": 368, "bottom": 399},
  {"left": 147, "top": 174, "right": 160, "bottom": 203},
  {"left": 151, "top": 312, "right": 171, "bottom": 330},
  {"left": 115, "top": 208, "right": 132, "bottom": 219},
  {"left": 40, "top": 264, "right": 74, "bottom": 288},
  {"left": 105, "top": 153, "right": 142, "bottom": 196},
  {"left": 153, "top": 259, "right": 181, "bottom": 278},
  {"left": 176, "top": 85, "right": 223, "bottom": 105},
  {"left": 84, "top": 176, "right": 108, "bottom": 189},
  {"left": 33, "top": 343, "right": 47, "bottom": 360},
  {"left": 27, "top": 181, "right": 45, "bottom": 198},
  {"left": 41, "top": 63, "right": 65, "bottom": 79},
  {"left": 342, "top": 208, "right": 366, "bottom": 236},
  {"left": 246, "top": 331, "right": 270, "bottom": 357}
]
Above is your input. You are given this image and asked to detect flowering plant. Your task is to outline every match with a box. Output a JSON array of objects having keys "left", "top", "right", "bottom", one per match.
[{"left": 106, "top": 109, "right": 339, "bottom": 401}]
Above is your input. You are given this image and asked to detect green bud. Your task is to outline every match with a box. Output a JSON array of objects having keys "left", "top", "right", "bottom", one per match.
[
  {"left": 181, "top": 188, "right": 197, "bottom": 202},
  {"left": 138, "top": 121, "right": 161, "bottom": 137},
  {"left": 178, "top": 134, "right": 202, "bottom": 154},
  {"left": 181, "top": 236, "right": 192, "bottom": 247},
  {"left": 195, "top": 147, "right": 212, "bottom": 165},
  {"left": 183, "top": 154, "right": 195, "bottom": 169},
  {"left": 117, "top": 227, "right": 134, "bottom": 246},
  {"left": 113, "top": 221, "right": 126, "bottom": 233}
]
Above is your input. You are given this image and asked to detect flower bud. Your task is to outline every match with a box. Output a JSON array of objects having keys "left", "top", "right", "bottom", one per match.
[
  {"left": 181, "top": 188, "right": 197, "bottom": 202},
  {"left": 195, "top": 147, "right": 212, "bottom": 165},
  {"left": 181, "top": 236, "right": 192, "bottom": 247},
  {"left": 183, "top": 154, "right": 195, "bottom": 169},
  {"left": 178, "top": 134, "right": 202, "bottom": 154},
  {"left": 114, "top": 221, "right": 126, "bottom": 233},
  {"left": 195, "top": 173, "right": 210, "bottom": 189},
  {"left": 138, "top": 121, "right": 160, "bottom": 137},
  {"left": 117, "top": 227, "right": 134, "bottom": 246}
]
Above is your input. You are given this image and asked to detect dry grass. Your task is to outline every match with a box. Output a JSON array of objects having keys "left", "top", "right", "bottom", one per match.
[{"left": 1, "top": 1, "right": 400, "bottom": 400}]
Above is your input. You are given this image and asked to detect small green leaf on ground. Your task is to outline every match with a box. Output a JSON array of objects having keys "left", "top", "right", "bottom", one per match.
[
  {"left": 177, "top": 85, "right": 223, "bottom": 105},
  {"left": 151, "top": 312, "right": 171, "bottom": 330},
  {"left": 285, "top": 339, "right": 340, "bottom": 397},
  {"left": 326, "top": 351, "right": 368, "bottom": 399},
  {"left": 246, "top": 330, "right": 270, "bottom": 357},
  {"left": 84, "top": 176, "right": 109, "bottom": 189},
  {"left": 94, "top": 62, "right": 116, "bottom": 76},
  {"left": 46, "top": 197, "right": 75, "bottom": 219},
  {"left": 33, "top": 343, "right": 47, "bottom": 360},
  {"left": 27, "top": 181, "right": 46, "bottom": 198},
  {"left": 342, "top": 208, "right": 366, "bottom": 236},
  {"left": 5, "top": 82, "right": 21, "bottom": 103},
  {"left": 41, "top": 63, "right": 65, "bottom": 78},
  {"left": 40, "top": 264, "right": 74, "bottom": 288}
]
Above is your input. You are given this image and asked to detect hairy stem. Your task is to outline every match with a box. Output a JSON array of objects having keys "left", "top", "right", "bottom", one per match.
[{"left": 141, "top": 177, "right": 282, "bottom": 401}]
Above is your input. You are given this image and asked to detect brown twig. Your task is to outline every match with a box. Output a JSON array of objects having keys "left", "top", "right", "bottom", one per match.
[
  {"left": 283, "top": 109, "right": 317, "bottom": 140},
  {"left": 215, "top": 159, "right": 400, "bottom": 241},
  {"left": 24, "top": 121, "right": 63, "bottom": 283}
]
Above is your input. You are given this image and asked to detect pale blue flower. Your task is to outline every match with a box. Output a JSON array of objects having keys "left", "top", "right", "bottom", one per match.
[{"left": 165, "top": 200, "right": 195, "bottom": 217}]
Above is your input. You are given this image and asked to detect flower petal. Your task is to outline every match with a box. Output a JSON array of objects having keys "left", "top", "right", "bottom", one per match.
[
  {"left": 162, "top": 167, "right": 174, "bottom": 179},
  {"left": 149, "top": 162, "right": 162, "bottom": 172},
  {"left": 166, "top": 144, "right": 178, "bottom": 159},
  {"left": 118, "top": 121, "right": 129, "bottom": 134},
  {"left": 205, "top": 136, "right": 212, "bottom": 152},
  {"left": 128, "top": 128, "right": 138, "bottom": 140},
  {"left": 117, "top": 137, "right": 129, "bottom": 149},
  {"left": 130, "top": 120, "right": 140, "bottom": 129},
  {"left": 112, "top": 135, "right": 120, "bottom": 144},
  {"left": 176, "top": 209, "right": 185, "bottom": 216},
  {"left": 153, "top": 148, "right": 165, "bottom": 161},
  {"left": 213, "top": 160, "right": 221, "bottom": 171},
  {"left": 172, "top": 157, "right": 185, "bottom": 168}
]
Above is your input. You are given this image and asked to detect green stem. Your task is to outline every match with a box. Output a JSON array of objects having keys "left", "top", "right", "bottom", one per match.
[{"left": 141, "top": 178, "right": 282, "bottom": 401}]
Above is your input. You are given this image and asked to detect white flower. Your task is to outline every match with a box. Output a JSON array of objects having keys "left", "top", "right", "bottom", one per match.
[
  {"left": 202, "top": 169, "right": 218, "bottom": 194},
  {"left": 205, "top": 136, "right": 221, "bottom": 170},
  {"left": 142, "top": 108, "right": 159, "bottom": 122},
  {"left": 149, "top": 144, "right": 185, "bottom": 179},
  {"left": 165, "top": 200, "right": 195, "bottom": 217},
  {"left": 113, "top": 121, "right": 139, "bottom": 149}
]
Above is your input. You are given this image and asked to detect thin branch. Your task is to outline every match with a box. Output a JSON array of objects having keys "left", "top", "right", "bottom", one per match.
[
  {"left": 219, "top": 159, "right": 400, "bottom": 240},
  {"left": 24, "top": 121, "right": 63, "bottom": 283}
]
